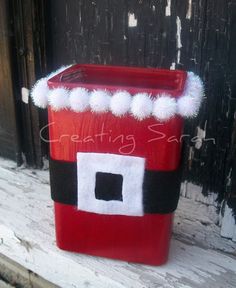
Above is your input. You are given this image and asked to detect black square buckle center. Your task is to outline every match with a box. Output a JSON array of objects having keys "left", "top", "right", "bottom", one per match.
[{"left": 95, "top": 172, "right": 123, "bottom": 201}]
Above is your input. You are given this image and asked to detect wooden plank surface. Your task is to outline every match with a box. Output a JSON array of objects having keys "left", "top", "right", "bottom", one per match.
[
  {"left": 0, "top": 157, "right": 235, "bottom": 288},
  {"left": 0, "top": 253, "right": 57, "bottom": 288}
]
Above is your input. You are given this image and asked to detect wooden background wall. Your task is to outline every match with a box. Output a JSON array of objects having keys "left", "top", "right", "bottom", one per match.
[
  {"left": 0, "top": 0, "right": 19, "bottom": 161},
  {"left": 47, "top": 0, "right": 236, "bottom": 211},
  {"left": 0, "top": 0, "right": 235, "bottom": 214}
]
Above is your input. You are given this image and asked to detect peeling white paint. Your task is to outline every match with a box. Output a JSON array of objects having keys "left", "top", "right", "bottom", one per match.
[
  {"left": 170, "top": 62, "right": 176, "bottom": 70},
  {"left": 195, "top": 126, "right": 206, "bottom": 149},
  {"left": 180, "top": 182, "right": 218, "bottom": 206},
  {"left": 176, "top": 16, "right": 182, "bottom": 49},
  {"left": 165, "top": 0, "right": 171, "bottom": 16},
  {"left": 176, "top": 188, "right": 236, "bottom": 253},
  {"left": 128, "top": 13, "right": 137, "bottom": 27},
  {"left": 186, "top": 0, "right": 192, "bottom": 19},
  {"left": 176, "top": 16, "right": 182, "bottom": 64},
  {"left": 21, "top": 87, "right": 29, "bottom": 104},
  {"left": 221, "top": 204, "right": 236, "bottom": 242}
]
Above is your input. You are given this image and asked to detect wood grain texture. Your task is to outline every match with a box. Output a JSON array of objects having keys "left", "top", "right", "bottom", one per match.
[
  {"left": 10, "top": 0, "right": 50, "bottom": 167},
  {"left": 48, "top": 0, "right": 236, "bottom": 213},
  {"left": 0, "top": 0, "right": 19, "bottom": 161},
  {"left": 0, "top": 254, "right": 57, "bottom": 288}
]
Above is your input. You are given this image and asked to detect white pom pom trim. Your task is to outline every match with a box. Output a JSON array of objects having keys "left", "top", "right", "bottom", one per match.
[
  {"left": 30, "top": 65, "right": 71, "bottom": 109},
  {"left": 110, "top": 91, "right": 132, "bottom": 116},
  {"left": 48, "top": 88, "right": 70, "bottom": 111},
  {"left": 31, "top": 68, "right": 204, "bottom": 120},
  {"left": 153, "top": 94, "right": 177, "bottom": 121},
  {"left": 31, "top": 77, "right": 49, "bottom": 109},
  {"left": 131, "top": 93, "right": 153, "bottom": 120},
  {"left": 177, "top": 95, "right": 200, "bottom": 117},
  {"left": 90, "top": 90, "right": 111, "bottom": 113},
  {"left": 176, "top": 72, "right": 204, "bottom": 118},
  {"left": 69, "top": 87, "right": 90, "bottom": 112}
]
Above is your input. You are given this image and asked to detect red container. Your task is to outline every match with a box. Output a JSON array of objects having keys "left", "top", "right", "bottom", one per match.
[{"left": 47, "top": 64, "right": 186, "bottom": 265}]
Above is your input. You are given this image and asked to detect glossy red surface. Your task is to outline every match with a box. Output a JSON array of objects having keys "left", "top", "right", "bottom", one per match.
[
  {"left": 47, "top": 65, "right": 186, "bottom": 265},
  {"left": 47, "top": 110, "right": 183, "bottom": 170},
  {"left": 48, "top": 64, "right": 187, "bottom": 97},
  {"left": 54, "top": 203, "right": 173, "bottom": 266}
]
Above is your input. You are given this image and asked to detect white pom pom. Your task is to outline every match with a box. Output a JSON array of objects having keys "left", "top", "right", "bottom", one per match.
[
  {"left": 48, "top": 88, "right": 69, "bottom": 111},
  {"left": 185, "top": 72, "right": 204, "bottom": 100},
  {"left": 153, "top": 94, "right": 177, "bottom": 121},
  {"left": 69, "top": 88, "right": 90, "bottom": 112},
  {"left": 131, "top": 93, "right": 153, "bottom": 120},
  {"left": 30, "top": 65, "right": 72, "bottom": 109},
  {"left": 110, "top": 91, "right": 132, "bottom": 116},
  {"left": 177, "top": 71, "right": 204, "bottom": 118},
  {"left": 31, "top": 78, "right": 49, "bottom": 108},
  {"left": 177, "top": 95, "right": 201, "bottom": 117},
  {"left": 89, "top": 90, "right": 111, "bottom": 113}
]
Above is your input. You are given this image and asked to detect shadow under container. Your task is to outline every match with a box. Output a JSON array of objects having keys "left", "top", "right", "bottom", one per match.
[{"left": 47, "top": 64, "right": 186, "bottom": 265}]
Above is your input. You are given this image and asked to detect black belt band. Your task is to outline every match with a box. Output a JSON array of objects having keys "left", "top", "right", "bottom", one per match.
[{"left": 49, "top": 158, "right": 182, "bottom": 214}]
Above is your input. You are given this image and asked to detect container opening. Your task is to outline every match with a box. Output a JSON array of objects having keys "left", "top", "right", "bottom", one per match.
[{"left": 59, "top": 65, "right": 183, "bottom": 91}]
